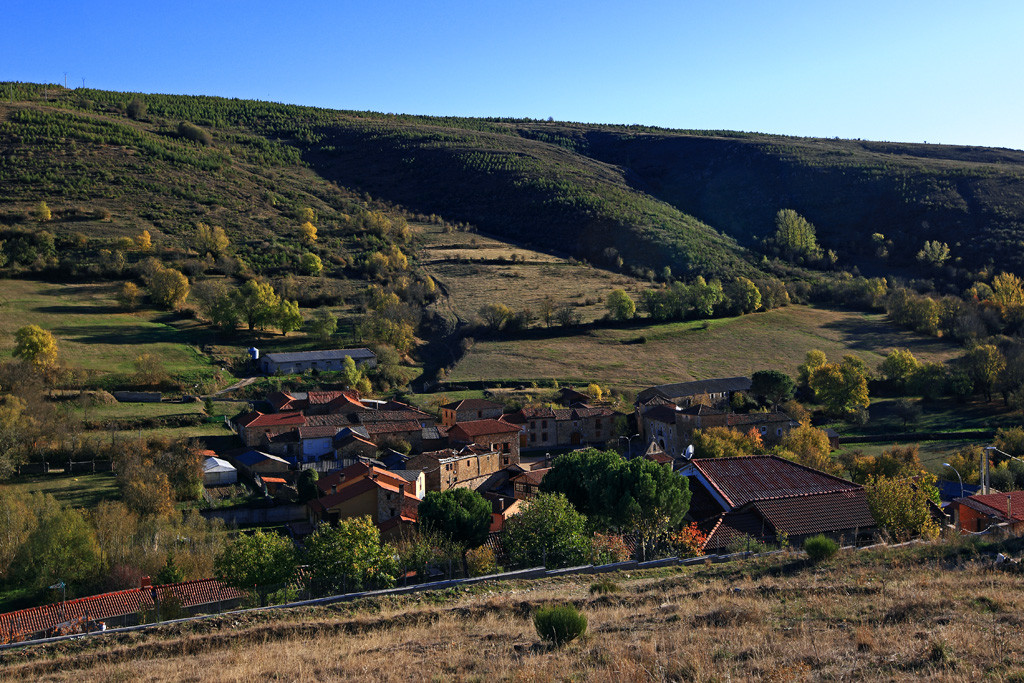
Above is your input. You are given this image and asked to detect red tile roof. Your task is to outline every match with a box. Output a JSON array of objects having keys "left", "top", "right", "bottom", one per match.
[
  {"left": 449, "top": 419, "right": 521, "bottom": 440},
  {"left": 0, "top": 579, "right": 246, "bottom": 641},
  {"left": 512, "top": 467, "right": 550, "bottom": 486},
  {"left": 308, "top": 390, "right": 360, "bottom": 405},
  {"left": 688, "top": 455, "right": 859, "bottom": 508},
  {"left": 236, "top": 410, "right": 306, "bottom": 429},
  {"left": 958, "top": 491, "right": 1024, "bottom": 522}
]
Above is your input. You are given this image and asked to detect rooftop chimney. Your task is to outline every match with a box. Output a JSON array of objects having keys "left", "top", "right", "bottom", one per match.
[{"left": 140, "top": 576, "right": 152, "bottom": 589}]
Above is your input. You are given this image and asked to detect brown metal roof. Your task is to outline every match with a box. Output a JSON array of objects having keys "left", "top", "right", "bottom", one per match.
[{"left": 691, "top": 455, "right": 860, "bottom": 508}]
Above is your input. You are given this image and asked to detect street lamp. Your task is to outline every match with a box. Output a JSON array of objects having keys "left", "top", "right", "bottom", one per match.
[
  {"left": 942, "top": 463, "right": 964, "bottom": 499},
  {"left": 619, "top": 433, "right": 640, "bottom": 458}
]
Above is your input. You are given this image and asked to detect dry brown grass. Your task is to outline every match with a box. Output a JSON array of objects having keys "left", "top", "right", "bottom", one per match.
[
  {"left": 5, "top": 541, "right": 1024, "bottom": 682},
  {"left": 415, "top": 223, "right": 649, "bottom": 325}
]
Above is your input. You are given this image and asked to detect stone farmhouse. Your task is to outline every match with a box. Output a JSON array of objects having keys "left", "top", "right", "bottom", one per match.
[
  {"left": 440, "top": 398, "right": 503, "bottom": 427},
  {"left": 258, "top": 348, "right": 377, "bottom": 375},
  {"left": 640, "top": 403, "right": 798, "bottom": 460},
  {"left": 503, "top": 404, "right": 617, "bottom": 450}
]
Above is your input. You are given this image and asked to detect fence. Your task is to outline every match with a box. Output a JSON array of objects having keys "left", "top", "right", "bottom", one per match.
[{"left": 15, "top": 460, "right": 113, "bottom": 476}]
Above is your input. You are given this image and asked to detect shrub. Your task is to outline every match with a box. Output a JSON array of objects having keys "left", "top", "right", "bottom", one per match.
[
  {"left": 465, "top": 545, "right": 498, "bottom": 577},
  {"left": 803, "top": 534, "right": 839, "bottom": 563},
  {"left": 178, "top": 121, "right": 213, "bottom": 146},
  {"left": 534, "top": 604, "right": 587, "bottom": 646},
  {"left": 588, "top": 577, "right": 619, "bottom": 595}
]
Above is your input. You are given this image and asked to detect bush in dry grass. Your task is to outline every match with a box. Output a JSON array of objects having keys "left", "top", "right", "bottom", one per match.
[
  {"left": 803, "top": 534, "right": 838, "bottom": 563},
  {"left": 589, "top": 577, "right": 619, "bottom": 595},
  {"left": 534, "top": 604, "right": 587, "bottom": 646}
]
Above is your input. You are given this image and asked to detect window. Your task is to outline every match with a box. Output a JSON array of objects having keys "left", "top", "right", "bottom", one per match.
[
  {"left": 595, "top": 419, "right": 602, "bottom": 429},
  {"left": 389, "top": 508, "right": 396, "bottom": 518},
  {"left": 542, "top": 433, "right": 548, "bottom": 441},
  {"left": 542, "top": 420, "right": 547, "bottom": 428},
  {"left": 530, "top": 433, "right": 536, "bottom": 442},
  {"left": 776, "top": 428, "right": 783, "bottom": 435},
  {"left": 759, "top": 426, "right": 768, "bottom": 434},
  {"left": 530, "top": 420, "right": 536, "bottom": 429}
]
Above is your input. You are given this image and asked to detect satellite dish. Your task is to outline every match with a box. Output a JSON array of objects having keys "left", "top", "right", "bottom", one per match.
[{"left": 685, "top": 445, "right": 694, "bottom": 460}]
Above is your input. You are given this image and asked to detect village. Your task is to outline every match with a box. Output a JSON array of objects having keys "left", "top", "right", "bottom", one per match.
[{"left": 5, "top": 344, "right": 1021, "bottom": 645}]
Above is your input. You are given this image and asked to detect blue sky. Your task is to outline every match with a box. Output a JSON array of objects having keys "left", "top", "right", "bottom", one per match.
[{"left": 4, "top": 1, "right": 1023, "bottom": 149}]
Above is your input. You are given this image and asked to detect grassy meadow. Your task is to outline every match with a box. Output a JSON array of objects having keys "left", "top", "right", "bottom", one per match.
[
  {"left": 3, "top": 537, "right": 1023, "bottom": 681},
  {"left": 449, "top": 305, "right": 961, "bottom": 389},
  {"left": 0, "top": 279, "right": 218, "bottom": 381},
  {"left": 416, "top": 223, "right": 649, "bottom": 325},
  {"left": 5, "top": 472, "right": 119, "bottom": 509}
]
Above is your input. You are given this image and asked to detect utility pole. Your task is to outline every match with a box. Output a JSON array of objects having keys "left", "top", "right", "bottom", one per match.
[{"left": 64, "top": 72, "right": 68, "bottom": 88}]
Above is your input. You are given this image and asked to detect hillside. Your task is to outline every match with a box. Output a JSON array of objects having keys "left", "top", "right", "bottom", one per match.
[
  {"left": 7, "top": 82, "right": 1024, "bottom": 285},
  {"left": 3, "top": 538, "right": 1023, "bottom": 681}
]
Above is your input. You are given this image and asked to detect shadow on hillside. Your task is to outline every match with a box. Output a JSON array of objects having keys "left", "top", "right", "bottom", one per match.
[
  {"left": 820, "top": 316, "right": 953, "bottom": 355},
  {"left": 35, "top": 304, "right": 125, "bottom": 316}
]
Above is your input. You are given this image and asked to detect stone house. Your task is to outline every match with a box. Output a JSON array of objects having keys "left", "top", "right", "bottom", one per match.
[
  {"left": 258, "top": 348, "right": 377, "bottom": 375},
  {"left": 440, "top": 398, "right": 503, "bottom": 427},
  {"left": 636, "top": 377, "right": 752, "bottom": 410},
  {"left": 406, "top": 444, "right": 506, "bottom": 492},
  {"left": 447, "top": 419, "right": 522, "bottom": 466},
  {"left": 640, "top": 403, "right": 798, "bottom": 459},
  {"left": 504, "top": 405, "right": 617, "bottom": 450},
  {"left": 308, "top": 464, "right": 422, "bottom": 536}
]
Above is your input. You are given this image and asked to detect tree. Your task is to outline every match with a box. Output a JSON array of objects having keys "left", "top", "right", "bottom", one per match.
[
  {"left": 749, "top": 370, "right": 795, "bottom": 407},
  {"left": 12, "top": 500, "right": 102, "bottom": 592},
  {"left": 540, "top": 448, "right": 691, "bottom": 541},
  {"left": 134, "top": 353, "right": 168, "bottom": 387},
  {"left": 728, "top": 277, "right": 761, "bottom": 314},
  {"left": 845, "top": 444, "right": 924, "bottom": 485},
  {"left": 299, "top": 221, "right": 318, "bottom": 244},
  {"left": 340, "top": 355, "right": 365, "bottom": 390},
  {"left": 916, "top": 240, "right": 950, "bottom": 267},
  {"left": 298, "top": 207, "right": 316, "bottom": 224},
  {"left": 892, "top": 397, "right": 922, "bottom": 429},
  {"left": 126, "top": 97, "right": 147, "bottom": 120},
  {"left": 688, "top": 276, "right": 725, "bottom": 318},
  {"left": 309, "top": 307, "right": 338, "bottom": 343},
  {"left": 864, "top": 474, "right": 940, "bottom": 541},
  {"left": 13, "top": 324, "right": 57, "bottom": 370},
  {"left": 418, "top": 489, "right": 492, "bottom": 574},
  {"left": 136, "top": 230, "right": 152, "bottom": 251},
  {"left": 34, "top": 200, "right": 51, "bottom": 222},
  {"left": 116, "top": 281, "right": 142, "bottom": 310},
  {"left": 155, "top": 551, "right": 186, "bottom": 585},
  {"left": 479, "top": 303, "right": 512, "bottom": 330},
  {"left": 503, "top": 493, "right": 590, "bottom": 569},
  {"left": 232, "top": 279, "right": 280, "bottom": 332},
  {"left": 299, "top": 252, "right": 323, "bottom": 275},
  {"left": 691, "top": 426, "right": 764, "bottom": 459},
  {"left": 195, "top": 223, "right": 230, "bottom": 257},
  {"left": 991, "top": 272, "right": 1024, "bottom": 308},
  {"left": 965, "top": 344, "right": 1006, "bottom": 401},
  {"left": 276, "top": 299, "right": 303, "bottom": 336},
  {"left": 777, "top": 421, "right": 838, "bottom": 474},
  {"left": 143, "top": 261, "right": 190, "bottom": 309},
  {"left": 303, "top": 517, "right": 397, "bottom": 593},
  {"left": 809, "top": 355, "right": 870, "bottom": 416},
  {"left": 215, "top": 530, "right": 296, "bottom": 604},
  {"left": 798, "top": 349, "right": 827, "bottom": 388},
  {"left": 773, "top": 209, "right": 822, "bottom": 261},
  {"left": 881, "top": 349, "right": 921, "bottom": 389},
  {"left": 0, "top": 489, "right": 34, "bottom": 581},
  {"left": 606, "top": 289, "right": 636, "bottom": 321}
]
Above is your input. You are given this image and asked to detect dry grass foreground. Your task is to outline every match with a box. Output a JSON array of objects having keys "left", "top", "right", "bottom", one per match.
[{"left": 3, "top": 539, "right": 1024, "bottom": 682}]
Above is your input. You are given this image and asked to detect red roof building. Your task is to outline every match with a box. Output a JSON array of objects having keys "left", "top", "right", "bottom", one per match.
[
  {"left": 0, "top": 578, "right": 246, "bottom": 644},
  {"left": 679, "top": 456, "right": 876, "bottom": 552},
  {"left": 950, "top": 491, "right": 1024, "bottom": 534},
  {"left": 447, "top": 419, "right": 521, "bottom": 467}
]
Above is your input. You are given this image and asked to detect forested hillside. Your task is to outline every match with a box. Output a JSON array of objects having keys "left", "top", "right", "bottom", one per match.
[{"left": 3, "top": 82, "right": 1024, "bottom": 284}]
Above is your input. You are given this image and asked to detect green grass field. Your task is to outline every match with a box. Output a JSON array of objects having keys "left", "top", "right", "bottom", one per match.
[
  {"left": 0, "top": 279, "right": 220, "bottom": 381},
  {"left": 5, "top": 471, "right": 120, "bottom": 508},
  {"left": 449, "top": 305, "right": 961, "bottom": 389}
]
